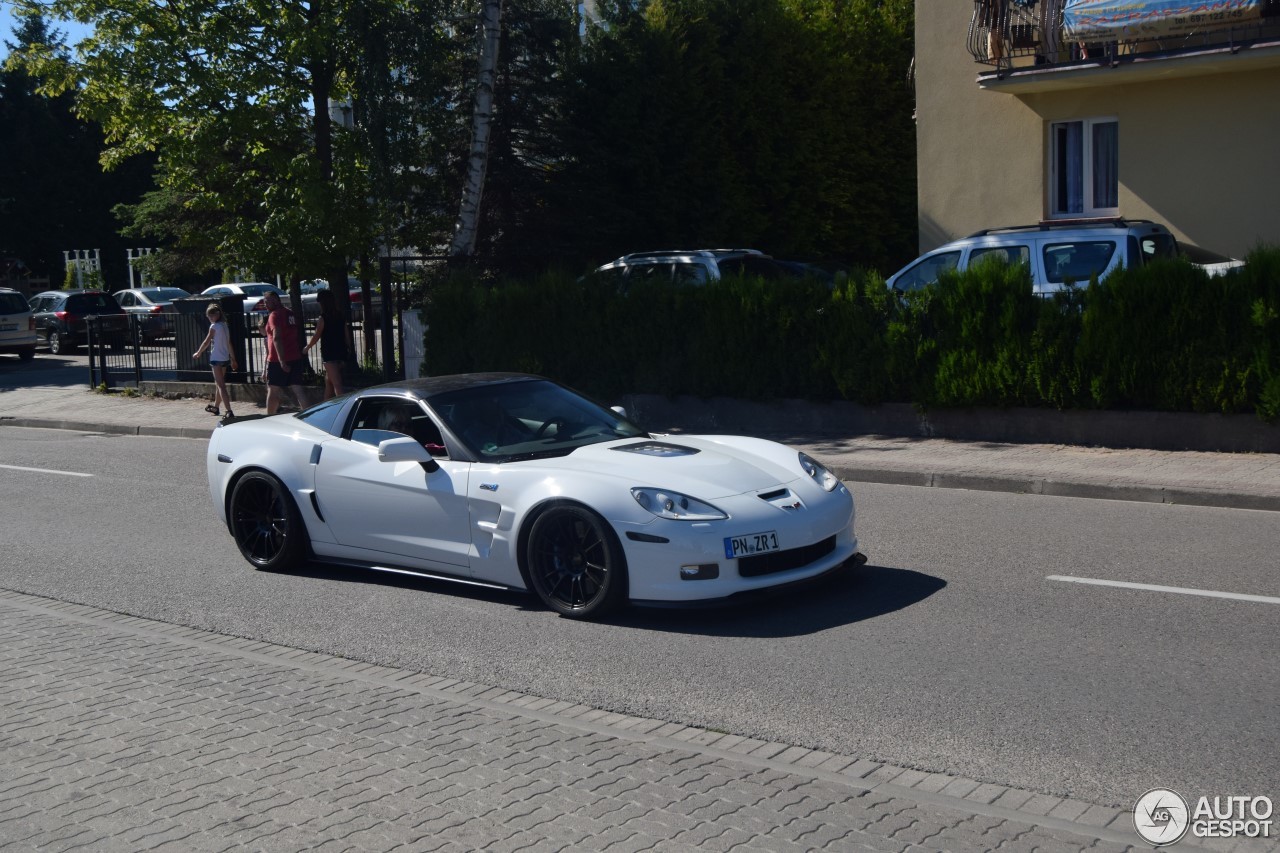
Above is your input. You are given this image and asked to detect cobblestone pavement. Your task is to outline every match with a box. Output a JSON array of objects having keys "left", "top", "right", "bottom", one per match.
[{"left": 8, "top": 590, "right": 1273, "bottom": 853}]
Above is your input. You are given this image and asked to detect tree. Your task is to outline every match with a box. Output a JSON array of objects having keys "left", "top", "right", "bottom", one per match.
[
  {"left": 548, "top": 0, "right": 917, "bottom": 272},
  {"left": 6, "top": 0, "right": 440, "bottom": 303},
  {"left": 1, "top": 12, "right": 153, "bottom": 285},
  {"left": 449, "top": 0, "right": 505, "bottom": 260}
]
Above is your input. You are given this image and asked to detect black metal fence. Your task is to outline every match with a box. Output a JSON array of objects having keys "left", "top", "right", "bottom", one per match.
[{"left": 86, "top": 306, "right": 396, "bottom": 390}]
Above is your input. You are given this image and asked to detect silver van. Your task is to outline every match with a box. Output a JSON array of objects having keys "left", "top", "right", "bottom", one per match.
[
  {"left": 0, "top": 287, "right": 37, "bottom": 361},
  {"left": 886, "top": 219, "right": 1180, "bottom": 295}
]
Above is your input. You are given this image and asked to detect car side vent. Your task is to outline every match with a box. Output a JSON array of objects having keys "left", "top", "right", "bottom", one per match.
[{"left": 612, "top": 441, "right": 700, "bottom": 457}]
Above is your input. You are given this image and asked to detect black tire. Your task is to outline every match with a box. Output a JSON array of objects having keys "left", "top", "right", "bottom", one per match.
[
  {"left": 229, "top": 471, "right": 307, "bottom": 572},
  {"left": 18, "top": 348, "right": 34, "bottom": 362},
  {"left": 49, "top": 329, "right": 74, "bottom": 355},
  {"left": 526, "top": 505, "right": 627, "bottom": 619}
]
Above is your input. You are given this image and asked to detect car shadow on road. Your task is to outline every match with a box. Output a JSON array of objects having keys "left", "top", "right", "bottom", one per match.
[
  {"left": 612, "top": 563, "right": 945, "bottom": 638},
  {"left": 280, "top": 560, "right": 943, "bottom": 638}
]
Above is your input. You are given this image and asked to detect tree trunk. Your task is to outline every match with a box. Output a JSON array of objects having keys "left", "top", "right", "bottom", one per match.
[{"left": 448, "top": 0, "right": 504, "bottom": 260}]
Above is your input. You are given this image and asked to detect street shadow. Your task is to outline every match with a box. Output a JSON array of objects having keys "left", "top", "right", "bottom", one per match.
[
  {"left": 611, "top": 563, "right": 945, "bottom": 638},
  {"left": 282, "top": 559, "right": 943, "bottom": 639}
]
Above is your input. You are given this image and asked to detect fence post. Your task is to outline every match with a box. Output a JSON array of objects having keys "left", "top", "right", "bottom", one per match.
[
  {"left": 132, "top": 315, "right": 144, "bottom": 386},
  {"left": 380, "top": 256, "right": 396, "bottom": 382},
  {"left": 87, "top": 318, "right": 98, "bottom": 389}
]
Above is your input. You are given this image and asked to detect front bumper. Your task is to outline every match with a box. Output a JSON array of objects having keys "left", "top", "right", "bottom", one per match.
[{"left": 617, "top": 485, "right": 857, "bottom": 602}]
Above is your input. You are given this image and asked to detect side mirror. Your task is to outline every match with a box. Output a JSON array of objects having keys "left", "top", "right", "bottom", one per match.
[
  {"left": 611, "top": 405, "right": 628, "bottom": 419},
  {"left": 378, "top": 436, "right": 439, "bottom": 473}
]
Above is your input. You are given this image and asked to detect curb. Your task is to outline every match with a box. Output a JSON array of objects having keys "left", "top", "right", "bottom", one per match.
[
  {"left": 832, "top": 465, "right": 1280, "bottom": 514},
  {"left": 0, "top": 416, "right": 215, "bottom": 440}
]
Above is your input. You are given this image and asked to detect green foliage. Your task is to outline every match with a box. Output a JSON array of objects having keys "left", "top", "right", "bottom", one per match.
[
  {"left": 550, "top": 0, "right": 917, "bottom": 271},
  {"left": 1079, "top": 259, "right": 1265, "bottom": 414},
  {"left": 1, "top": 12, "right": 154, "bottom": 283},
  {"left": 421, "top": 248, "right": 1280, "bottom": 421}
]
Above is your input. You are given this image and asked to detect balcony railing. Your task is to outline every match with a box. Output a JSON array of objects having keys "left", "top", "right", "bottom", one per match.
[{"left": 968, "top": 0, "right": 1280, "bottom": 73}]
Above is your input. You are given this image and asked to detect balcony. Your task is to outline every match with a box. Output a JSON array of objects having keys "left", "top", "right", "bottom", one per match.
[{"left": 968, "top": 0, "right": 1280, "bottom": 92}]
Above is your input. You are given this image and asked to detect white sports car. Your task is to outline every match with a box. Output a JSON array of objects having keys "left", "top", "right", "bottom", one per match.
[{"left": 207, "top": 373, "right": 864, "bottom": 619}]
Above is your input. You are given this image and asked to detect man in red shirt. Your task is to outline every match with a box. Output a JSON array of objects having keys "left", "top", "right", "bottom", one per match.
[{"left": 261, "top": 290, "right": 308, "bottom": 415}]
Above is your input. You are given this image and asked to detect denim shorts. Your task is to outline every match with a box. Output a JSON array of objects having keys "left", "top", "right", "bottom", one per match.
[{"left": 210, "top": 359, "right": 231, "bottom": 367}]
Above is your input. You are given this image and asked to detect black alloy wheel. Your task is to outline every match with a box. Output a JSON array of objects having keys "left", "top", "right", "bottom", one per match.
[
  {"left": 229, "top": 471, "right": 306, "bottom": 572},
  {"left": 526, "top": 505, "right": 626, "bottom": 618}
]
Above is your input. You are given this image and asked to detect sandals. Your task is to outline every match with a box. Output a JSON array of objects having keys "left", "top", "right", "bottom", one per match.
[{"left": 205, "top": 403, "right": 220, "bottom": 416}]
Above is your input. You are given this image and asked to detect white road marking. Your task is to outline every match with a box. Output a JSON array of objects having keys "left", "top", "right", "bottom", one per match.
[
  {"left": 1047, "top": 574, "right": 1280, "bottom": 605},
  {"left": 0, "top": 463, "right": 93, "bottom": 478}
]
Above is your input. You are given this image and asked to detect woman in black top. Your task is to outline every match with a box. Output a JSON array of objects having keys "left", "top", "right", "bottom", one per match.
[{"left": 303, "top": 288, "right": 349, "bottom": 400}]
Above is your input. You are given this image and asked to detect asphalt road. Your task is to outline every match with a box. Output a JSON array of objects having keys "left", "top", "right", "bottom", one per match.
[{"left": 1, "top": 425, "right": 1276, "bottom": 811}]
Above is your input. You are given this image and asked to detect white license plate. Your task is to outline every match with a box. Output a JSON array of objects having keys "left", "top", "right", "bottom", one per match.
[
  {"left": 0, "top": 324, "right": 15, "bottom": 331},
  {"left": 724, "top": 530, "right": 780, "bottom": 559}
]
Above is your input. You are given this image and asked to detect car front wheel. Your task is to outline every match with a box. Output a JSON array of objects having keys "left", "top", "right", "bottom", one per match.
[
  {"left": 229, "top": 471, "right": 307, "bottom": 572},
  {"left": 526, "top": 505, "right": 627, "bottom": 619}
]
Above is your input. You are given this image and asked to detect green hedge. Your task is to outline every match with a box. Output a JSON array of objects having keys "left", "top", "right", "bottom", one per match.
[{"left": 421, "top": 247, "right": 1280, "bottom": 421}]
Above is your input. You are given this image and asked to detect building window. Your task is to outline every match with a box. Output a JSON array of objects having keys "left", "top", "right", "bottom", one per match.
[{"left": 1050, "top": 118, "right": 1118, "bottom": 218}]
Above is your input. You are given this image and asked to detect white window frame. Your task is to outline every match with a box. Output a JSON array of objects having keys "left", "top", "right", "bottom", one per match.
[{"left": 1049, "top": 117, "right": 1119, "bottom": 219}]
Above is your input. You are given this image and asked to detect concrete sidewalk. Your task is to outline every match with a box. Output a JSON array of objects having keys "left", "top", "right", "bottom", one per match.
[{"left": 2, "top": 383, "right": 1278, "bottom": 512}]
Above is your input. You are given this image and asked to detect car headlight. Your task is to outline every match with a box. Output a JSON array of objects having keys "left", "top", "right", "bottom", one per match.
[
  {"left": 631, "top": 488, "right": 727, "bottom": 521},
  {"left": 799, "top": 452, "right": 840, "bottom": 492}
]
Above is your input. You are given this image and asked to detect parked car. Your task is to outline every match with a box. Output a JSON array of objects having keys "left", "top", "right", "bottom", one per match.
[
  {"left": 0, "top": 287, "right": 37, "bottom": 361},
  {"left": 885, "top": 219, "right": 1180, "bottom": 295},
  {"left": 197, "top": 282, "right": 283, "bottom": 317},
  {"left": 206, "top": 373, "right": 864, "bottom": 619},
  {"left": 301, "top": 277, "right": 382, "bottom": 323},
  {"left": 590, "top": 249, "right": 830, "bottom": 286},
  {"left": 113, "top": 286, "right": 191, "bottom": 343},
  {"left": 28, "top": 289, "right": 129, "bottom": 354}
]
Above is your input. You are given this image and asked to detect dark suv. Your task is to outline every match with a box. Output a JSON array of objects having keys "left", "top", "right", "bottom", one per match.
[{"left": 28, "top": 290, "right": 129, "bottom": 354}]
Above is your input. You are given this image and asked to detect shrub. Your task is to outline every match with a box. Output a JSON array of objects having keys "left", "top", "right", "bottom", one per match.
[{"left": 418, "top": 249, "right": 1280, "bottom": 419}]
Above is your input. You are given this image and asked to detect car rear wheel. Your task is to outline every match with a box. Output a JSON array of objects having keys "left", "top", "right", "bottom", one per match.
[
  {"left": 229, "top": 471, "right": 306, "bottom": 572},
  {"left": 49, "top": 329, "right": 74, "bottom": 355},
  {"left": 526, "top": 505, "right": 626, "bottom": 619}
]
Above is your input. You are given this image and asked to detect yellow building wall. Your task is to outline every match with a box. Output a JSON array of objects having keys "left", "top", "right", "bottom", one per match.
[{"left": 914, "top": 1, "right": 1280, "bottom": 258}]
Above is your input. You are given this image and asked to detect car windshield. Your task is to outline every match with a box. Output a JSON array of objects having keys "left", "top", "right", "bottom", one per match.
[
  {"left": 143, "top": 288, "right": 189, "bottom": 301},
  {"left": 430, "top": 379, "right": 647, "bottom": 462}
]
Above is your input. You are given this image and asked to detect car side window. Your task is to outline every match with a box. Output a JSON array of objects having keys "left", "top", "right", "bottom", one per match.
[
  {"left": 894, "top": 251, "right": 961, "bottom": 291},
  {"left": 672, "top": 262, "right": 710, "bottom": 284},
  {"left": 740, "top": 256, "right": 786, "bottom": 280},
  {"left": 970, "top": 245, "right": 1030, "bottom": 268},
  {"left": 348, "top": 398, "right": 444, "bottom": 452},
  {"left": 629, "top": 262, "right": 672, "bottom": 283},
  {"left": 117, "top": 293, "right": 135, "bottom": 307},
  {"left": 1043, "top": 241, "right": 1117, "bottom": 284}
]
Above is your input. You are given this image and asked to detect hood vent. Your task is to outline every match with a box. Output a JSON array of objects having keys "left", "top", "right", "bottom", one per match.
[{"left": 613, "top": 441, "right": 700, "bottom": 458}]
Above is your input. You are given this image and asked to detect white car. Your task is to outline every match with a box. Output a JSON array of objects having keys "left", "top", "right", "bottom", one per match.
[
  {"left": 885, "top": 219, "right": 1181, "bottom": 295},
  {"left": 0, "top": 287, "right": 37, "bottom": 361},
  {"left": 198, "top": 282, "right": 281, "bottom": 316},
  {"left": 207, "top": 373, "right": 863, "bottom": 619}
]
